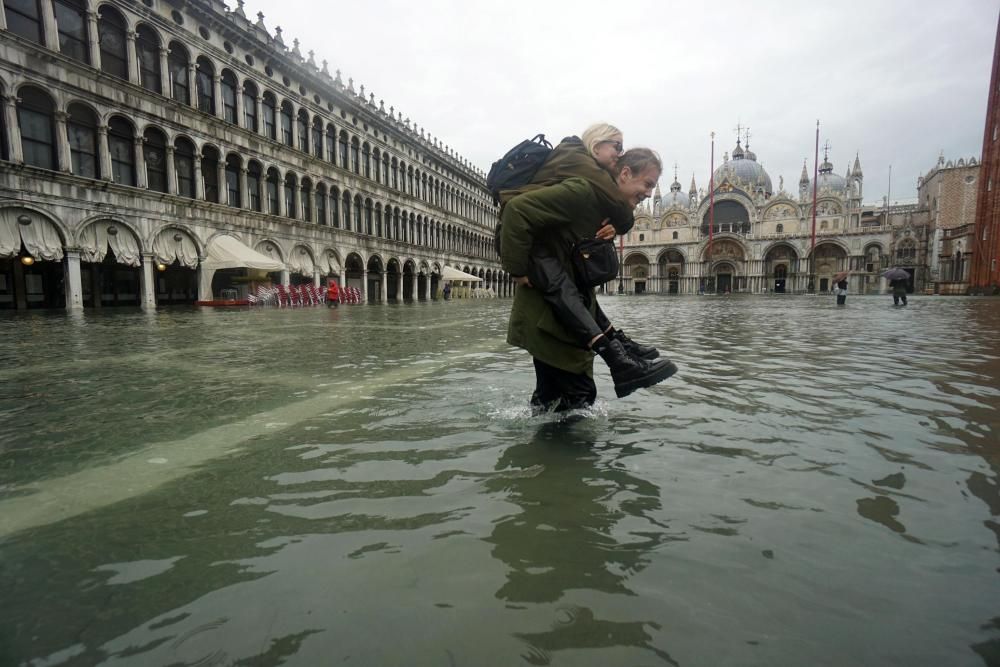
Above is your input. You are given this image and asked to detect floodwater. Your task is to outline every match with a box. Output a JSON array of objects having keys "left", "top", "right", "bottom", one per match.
[{"left": 1, "top": 295, "right": 999, "bottom": 667}]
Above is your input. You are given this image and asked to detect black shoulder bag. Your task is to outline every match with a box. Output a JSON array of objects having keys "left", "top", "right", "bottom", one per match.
[{"left": 571, "top": 238, "right": 619, "bottom": 287}]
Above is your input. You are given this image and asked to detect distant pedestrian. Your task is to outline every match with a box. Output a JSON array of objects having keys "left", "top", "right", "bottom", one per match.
[
  {"left": 890, "top": 278, "right": 908, "bottom": 306},
  {"left": 326, "top": 280, "right": 340, "bottom": 308},
  {"left": 835, "top": 278, "right": 848, "bottom": 305},
  {"left": 442, "top": 282, "right": 452, "bottom": 300}
]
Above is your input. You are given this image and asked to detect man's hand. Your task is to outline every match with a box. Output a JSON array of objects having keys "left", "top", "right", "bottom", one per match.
[
  {"left": 515, "top": 276, "right": 532, "bottom": 288},
  {"left": 596, "top": 218, "right": 615, "bottom": 241}
]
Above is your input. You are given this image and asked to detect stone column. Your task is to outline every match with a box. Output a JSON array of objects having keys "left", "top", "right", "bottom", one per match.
[
  {"left": 396, "top": 272, "right": 403, "bottom": 302},
  {"left": 186, "top": 64, "right": 197, "bottom": 107},
  {"left": 97, "top": 124, "right": 112, "bottom": 180},
  {"left": 313, "top": 269, "right": 321, "bottom": 289},
  {"left": 233, "top": 80, "right": 243, "bottom": 126},
  {"left": 141, "top": 253, "right": 157, "bottom": 310},
  {"left": 86, "top": 9, "right": 100, "bottom": 69},
  {"left": 314, "top": 123, "right": 323, "bottom": 158},
  {"left": 238, "top": 167, "right": 248, "bottom": 209},
  {"left": 280, "top": 269, "right": 290, "bottom": 286},
  {"left": 159, "top": 47, "right": 170, "bottom": 97},
  {"left": 379, "top": 271, "right": 387, "bottom": 303},
  {"left": 410, "top": 272, "right": 418, "bottom": 301},
  {"left": 64, "top": 249, "right": 84, "bottom": 310},
  {"left": 423, "top": 273, "right": 431, "bottom": 301},
  {"left": 298, "top": 184, "right": 307, "bottom": 222},
  {"left": 165, "top": 145, "right": 177, "bottom": 194},
  {"left": 0, "top": 3, "right": 6, "bottom": 28},
  {"left": 40, "top": 0, "right": 59, "bottom": 51},
  {"left": 276, "top": 176, "right": 286, "bottom": 216},
  {"left": 361, "top": 269, "right": 368, "bottom": 302},
  {"left": 134, "top": 136, "right": 147, "bottom": 189},
  {"left": 212, "top": 75, "right": 223, "bottom": 119},
  {"left": 54, "top": 111, "right": 73, "bottom": 173},
  {"left": 287, "top": 101, "right": 297, "bottom": 148},
  {"left": 192, "top": 157, "right": 205, "bottom": 200},
  {"left": 254, "top": 96, "right": 263, "bottom": 133},
  {"left": 3, "top": 95, "right": 23, "bottom": 163},
  {"left": 216, "top": 160, "right": 226, "bottom": 204},
  {"left": 126, "top": 31, "right": 140, "bottom": 86}
]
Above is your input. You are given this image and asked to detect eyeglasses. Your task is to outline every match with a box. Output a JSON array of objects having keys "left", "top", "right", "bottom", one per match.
[{"left": 601, "top": 140, "right": 624, "bottom": 154}]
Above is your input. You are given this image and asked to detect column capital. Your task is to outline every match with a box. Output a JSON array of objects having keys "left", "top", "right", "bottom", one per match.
[{"left": 54, "top": 110, "right": 69, "bottom": 122}]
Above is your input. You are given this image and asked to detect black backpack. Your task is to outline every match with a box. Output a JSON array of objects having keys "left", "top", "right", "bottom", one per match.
[
  {"left": 487, "top": 134, "right": 553, "bottom": 258},
  {"left": 486, "top": 134, "right": 553, "bottom": 207}
]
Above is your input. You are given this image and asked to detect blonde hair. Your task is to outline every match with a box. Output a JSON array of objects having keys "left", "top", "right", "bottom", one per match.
[
  {"left": 581, "top": 123, "right": 623, "bottom": 158},
  {"left": 617, "top": 148, "right": 662, "bottom": 178}
]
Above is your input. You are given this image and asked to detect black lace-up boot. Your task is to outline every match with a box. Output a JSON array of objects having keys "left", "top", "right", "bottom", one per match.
[{"left": 591, "top": 335, "right": 678, "bottom": 398}]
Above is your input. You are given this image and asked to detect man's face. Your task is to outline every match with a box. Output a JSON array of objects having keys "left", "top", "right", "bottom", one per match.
[{"left": 619, "top": 165, "right": 660, "bottom": 207}]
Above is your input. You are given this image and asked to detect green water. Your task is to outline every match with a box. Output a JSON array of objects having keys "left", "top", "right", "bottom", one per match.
[{"left": 1, "top": 296, "right": 999, "bottom": 666}]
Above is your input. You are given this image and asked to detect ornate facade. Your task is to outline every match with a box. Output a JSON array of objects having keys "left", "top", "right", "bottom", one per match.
[
  {"left": 618, "top": 134, "right": 979, "bottom": 296},
  {"left": 0, "top": 0, "right": 505, "bottom": 311}
]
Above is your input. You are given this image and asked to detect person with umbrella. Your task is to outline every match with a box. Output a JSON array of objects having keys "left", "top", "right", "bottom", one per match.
[
  {"left": 883, "top": 267, "right": 909, "bottom": 306},
  {"left": 833, "top": 270, "right": 849, "bottom": 306}
]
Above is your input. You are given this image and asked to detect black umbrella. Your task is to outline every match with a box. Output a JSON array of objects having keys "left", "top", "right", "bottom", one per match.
[{"left": 882, "top": 268, "right": 909, "bottom": 281}]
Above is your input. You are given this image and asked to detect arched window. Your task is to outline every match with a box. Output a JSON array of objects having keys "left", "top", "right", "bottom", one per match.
[
  {"left": 364, "top": 199, "right": 373, "bottom": 235},
  {"left": 283, "top": 172, "right": 297, "bottom": 218},
  {"left": 375, "top": 203, "right": 382, "bottom": 236},
  {"left": 672, "top": 231, "right": 678, "bottom": 240},
  {"left": 17, "top": 87, "right": 55, "bottom": 170},
  {"left": 316, "top": 184, "right": 326, "bottom": 225},
  {"left": 394, "top": 160, "right": 402, "bottom": 190},
  {"left": 143, "top": 127, "right": 168, "bottom": 193},
  {"left": 362, "top": 142, "right": 371, "bottom": 178},
  {"left": 776, "top": 223, "right": 784, "bottom": 233},
  {"left": 393, "top": 208, "right": 401, "bottom": 240},
  {"left": 266, "top": 167, "right": 279, "bottom": 214},
  {"left": 168, "top": 42, "right": 190, "bottom": 105},
  {"left": 296, "top": 110, "right": 309, "bottom": 152},
  {"left": 136, "top": 26, "right": 161, "bottom": 94},
  {"left": 421, "top": 173, "right": 427, "bottom": 201},
  {"left": 240, "top": 81, "right": 258, "bottom": 132},
  {"left": 342, "top": 191, "right": 351, "bottom": 229},
  {"left": 262, "top": 92, "right": 276, "bottom": 140},
  {"left": 279, "top": 101, "right": 293, "bottom": 146},
  {"left": 350, "top": 137, "right": 360, "bottom": 174},
  {"left": 353, "top": 195, "right": 362, "bottom": 231},
  {"left": 195, "top": 57, "right": 214, "bottom": 114},
  {"left": 338, "top": 131, "right": 348, "bottom": 167},
  {"left": 5, "top": 0, "right": 43, "bottom": 44},
  {"left": 247, "top": 160, "right": 262, "bottom": 212},
  {"left": 225, "top": 154, "right": 241, "bottom": 207},
  {"left": 372, "top": 149, "right": 381, "bottom": 183},
  {"left": 330, "top": 187, "right": 340, "bottom": 228},
  {"left": 312, "top": 118, "right": 322, "bottom": 159},
  {"left": 67, "top": 103, "right": 98, "bottom": 178},
  {"left": 220, "top": 70, "right": 238, "bottom": 124},
  {"left": 54, "top": 0, "right": 88, "bottom": 64},
  {"left": 98, "top": 6, "right": 128, "bottom": 80},
  {"left": 201, "top": 145, "right": 220, "bottom": 202},
  {"left": 326, "top": 125, "right": 335, "bottom": 163},
  {"left": 301, "top": 178, "right": 312, "bottom": 221},
  {"left": 174, "top": 137, "right": 195, "bottom": 198},
  {"left": 107, "top": 116, "right": 135, "bottom": 185},
  {"left": 383, "top": 155, "right": 390, "bottom": 185},
  {"left": 408, "top": 168, "right": 414, "bottom": 196}
]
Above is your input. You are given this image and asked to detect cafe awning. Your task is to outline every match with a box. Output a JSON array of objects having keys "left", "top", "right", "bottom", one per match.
[
  {"left": 202, "top": 235, "right": 285, "bottom": 271},
  {"left": 441, "top": 265, "right": 482, "bottom": 282}
]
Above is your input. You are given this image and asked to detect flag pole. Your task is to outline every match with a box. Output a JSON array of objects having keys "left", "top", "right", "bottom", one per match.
[
  {"left": 708, "top": 131, "right": 715, "bottom": 289},
  {"left": 810, "top": 119, "right": 819, "bottom": 292}
]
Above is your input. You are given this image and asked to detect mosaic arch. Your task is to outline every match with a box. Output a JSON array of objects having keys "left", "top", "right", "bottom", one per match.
[{"left": 763, "top": 242, "right": 799, "bottom": 294}]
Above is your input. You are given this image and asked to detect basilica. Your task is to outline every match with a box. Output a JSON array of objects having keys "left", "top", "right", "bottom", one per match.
[
  {"left": 619, "top": 134, "right": 979, "bottom": 296},
  {"left": 0, "top": 0, "right": 504, "bottom": 311}
]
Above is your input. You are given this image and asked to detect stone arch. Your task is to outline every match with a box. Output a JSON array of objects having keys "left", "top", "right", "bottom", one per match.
[{"left": 254, "top": 237, "right": 286, "bottom": 263}]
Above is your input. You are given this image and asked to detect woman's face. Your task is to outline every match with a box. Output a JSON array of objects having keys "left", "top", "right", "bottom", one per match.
[
  {"left": 618, "top": 165, "right": 660, "bottom": 207},
  {"left": 592, "top": 134, "right": 624, "bottom": 170}
]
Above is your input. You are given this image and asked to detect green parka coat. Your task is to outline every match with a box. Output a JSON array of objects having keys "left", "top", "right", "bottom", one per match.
[{"left": 500, "top": 138, "right": 633, "bottom": 375}]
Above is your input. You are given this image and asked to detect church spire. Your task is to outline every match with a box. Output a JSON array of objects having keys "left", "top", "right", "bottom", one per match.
[{"left": 799, "top": 159, "right": 810, "bottom": 184}]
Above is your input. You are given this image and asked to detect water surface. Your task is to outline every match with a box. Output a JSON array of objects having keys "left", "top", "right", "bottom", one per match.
[{"left": 1, "top": 295, "right": 999, "bottom": 666}]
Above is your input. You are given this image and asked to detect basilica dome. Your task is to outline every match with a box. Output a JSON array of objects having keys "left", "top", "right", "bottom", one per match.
[
  {"left": 661, "top": 178, "right": 689, "bottom": 208},
  {"left": 815, "top": 158, "right": 848, "bottom": 195},
  {"left": 713, "top": 140, "right": 773, "bottom": 195}
]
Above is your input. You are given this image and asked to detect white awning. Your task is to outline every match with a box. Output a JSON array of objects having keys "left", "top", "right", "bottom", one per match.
[
  {"left": 202, "top": 235, "right": 285, "bottom": 271},
  {"left": 441, "top": 265, "right": 482, "bottom": 282}
]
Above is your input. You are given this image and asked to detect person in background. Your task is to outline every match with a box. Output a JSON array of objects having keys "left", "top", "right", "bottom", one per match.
[
  {"left": 890, "top": 277, "right": 908, "bottom": 306},
  {"left": 326, "top": 280, "right": 340, "bottom": 308},
  {"left": 836, "top": 277, "right": 848, "bottom": 306},
  {"left": 442, "top": 282, "right": 452, "bottom": 300}
]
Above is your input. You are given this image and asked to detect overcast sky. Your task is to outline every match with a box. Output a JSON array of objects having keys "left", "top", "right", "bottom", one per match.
[{"left": 251, "top": 0, "right": 997, "bottom": 207}]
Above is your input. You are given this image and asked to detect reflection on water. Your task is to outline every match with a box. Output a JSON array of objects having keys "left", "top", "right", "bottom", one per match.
[{"left": 0, "top": 295, "right": 999, "bottom": 666}]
